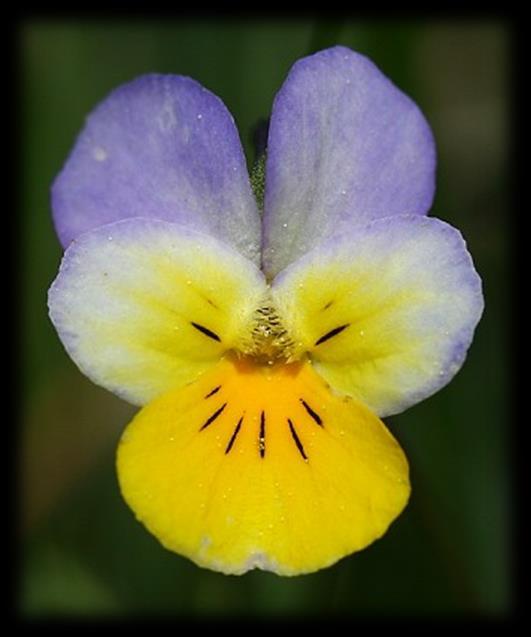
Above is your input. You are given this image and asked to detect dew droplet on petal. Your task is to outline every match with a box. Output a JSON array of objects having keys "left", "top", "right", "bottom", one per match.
[
  {"left": 93, "top": 146, "right": 107, "bottom": 161},
  {"left": 197, "top": 113, "right": 203, "bottom": 120}
]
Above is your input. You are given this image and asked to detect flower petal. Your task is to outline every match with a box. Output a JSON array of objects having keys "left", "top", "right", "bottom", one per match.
[
  {"left": 272, "top": 215, "right": 484, "bottom": 417},
  {"left": 117, "top": 355, "right": 409, "bottom": 575},
  {"left": 262, "top": 46, "right": 436, "bottom": 278},
  {"left": 48, "top": 218, "right": 267, "bottom": 406},
  {"left": 52, "top": 74, "right": 261, "bottom": 263}
]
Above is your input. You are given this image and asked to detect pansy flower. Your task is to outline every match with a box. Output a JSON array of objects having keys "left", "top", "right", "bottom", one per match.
[{"left": 48, "top": 46, "right": 483, "bottom": 576}]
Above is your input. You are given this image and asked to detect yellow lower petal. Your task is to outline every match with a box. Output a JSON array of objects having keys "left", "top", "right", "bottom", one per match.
[{"left": 116, "top": 355, "right": 410, "bottom": 575}]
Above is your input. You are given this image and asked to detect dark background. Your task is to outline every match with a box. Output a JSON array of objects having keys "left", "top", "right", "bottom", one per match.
[{"left": 20, "top": 18, "right": 511, "bottom": 617}]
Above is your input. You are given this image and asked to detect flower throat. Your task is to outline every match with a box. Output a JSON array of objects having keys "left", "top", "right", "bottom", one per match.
[{"left": 241, "top": 300, "right": 297, "bottom": 365}]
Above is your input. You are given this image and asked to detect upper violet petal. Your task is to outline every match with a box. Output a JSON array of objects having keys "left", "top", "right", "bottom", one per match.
[
  {"left": 262, "top": 46, "right": 436, "bottom": 278},
  {"left": 52, "top": 74, "right": 261, "bottom": 264}
]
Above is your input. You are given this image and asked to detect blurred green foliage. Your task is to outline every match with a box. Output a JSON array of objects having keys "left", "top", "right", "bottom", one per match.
[{"left": 21, "top": 18, "right": 510, "bottom": 617}]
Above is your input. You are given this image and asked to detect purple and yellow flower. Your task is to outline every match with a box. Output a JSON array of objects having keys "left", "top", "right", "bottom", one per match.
[{"left": 48, "top": 46, "right": 483, "bottom": 575}]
